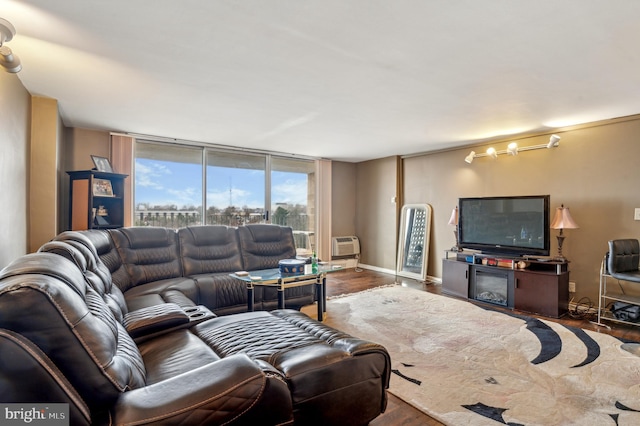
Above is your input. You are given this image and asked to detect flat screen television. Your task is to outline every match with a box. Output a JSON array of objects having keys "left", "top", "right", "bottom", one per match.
[{"left": 458, "top": 195, "right": 550, "bottom": 257}]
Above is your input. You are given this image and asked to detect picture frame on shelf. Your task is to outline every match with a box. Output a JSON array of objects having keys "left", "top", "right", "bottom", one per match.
[
  {"left": 93, "top": 178, "right": 114, "bottom": 197},
  {"left": 91, "top": 155, "right": 113, "bottom": 173}
]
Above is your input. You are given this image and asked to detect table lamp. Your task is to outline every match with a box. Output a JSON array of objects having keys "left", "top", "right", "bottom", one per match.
[
  {"left": 448, "top": 206, "right": 461, "bottom": 252},
  {"left": 550, "top": 204, "right": 579, "bottom": 261}
]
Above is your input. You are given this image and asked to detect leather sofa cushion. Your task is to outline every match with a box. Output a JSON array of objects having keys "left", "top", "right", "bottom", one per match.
[
  {"left": 194, "top": 274, "right": 248, "bottom": 312},
  {"left": 179, "top": 226, "right": 243, "bottom": 275},
  {"left": 195, "top": 312, "right": 323, "bottom": 361},
  {"left": 79, "top": 229, "right": 131, "bottom": 292},
  {"left": 123, "top": 303, "right": 190, "bottom": 338},
  {"left": 122, "top": 277, "right": 198, "bottom": 311},
  {"left": 110, "top": 227, "right": 183, "bottom": 291},
  {"left": 42, "top": 234, "right": 130, "bottom": 323},
  {"left": 137, "top": 328, "right": 222, "bottom": 385},
  {"left": 238, "top": 224, "right": 297, "bottom": 270}
]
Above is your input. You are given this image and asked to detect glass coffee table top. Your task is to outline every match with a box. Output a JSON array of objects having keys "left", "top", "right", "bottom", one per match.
[
  {"left": 230, "top": 263, "right": 343, "bottom": 283},
  {"left": 230, "top": 262, "right": 343, "bottom": 322}
]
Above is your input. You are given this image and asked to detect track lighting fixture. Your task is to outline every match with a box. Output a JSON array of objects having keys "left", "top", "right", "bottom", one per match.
[
  {"left": 0, "top": 18, "right": 21, "bottom": 73},
  {"left": 464, "top": 151, "right": 476, "bottom": 164},
  {"left": 547, "top": 134, "right": 561, "bottom": 148},
  {"left": 464, "top": 134, "right": 561, "bottom": 163}
]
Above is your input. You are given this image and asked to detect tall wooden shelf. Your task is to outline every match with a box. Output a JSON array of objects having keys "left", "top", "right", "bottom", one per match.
[{"left": 67, "top": 170, "right": 128, "bottom": 230}]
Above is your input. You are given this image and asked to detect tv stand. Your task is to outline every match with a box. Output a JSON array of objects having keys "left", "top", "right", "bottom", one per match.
[{"left": 442, "top": 251, "right": 569, "bottom": 318}]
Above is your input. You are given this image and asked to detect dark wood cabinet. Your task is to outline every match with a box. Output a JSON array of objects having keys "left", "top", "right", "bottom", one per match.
[
  {"left": 442, "top": 252, "right": 569, "bottom": 318},
  {"left": 514, "top": 269, "right": 569, "bottom": 318},
  {"left": 67, "top": 170, "right": 128, "bottom": 230},
  {"left": 442, "top": 259, "right": 469, "bottom": 298}
]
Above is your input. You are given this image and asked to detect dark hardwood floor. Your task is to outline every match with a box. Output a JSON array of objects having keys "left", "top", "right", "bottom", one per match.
[{"left": 324, "top": 267, "right": 640, "bottom": 426}]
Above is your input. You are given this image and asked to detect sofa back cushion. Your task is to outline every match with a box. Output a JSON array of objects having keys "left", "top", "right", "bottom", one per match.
[
  {"left": 79, "top": 230, "right": 131, "bottom": 292},
  {"left": 0, "top": 253, "right": 146, "bottom": 412},
  {"left": 47, "top": 231, "right": 129, "bottom": 322},
  {"left": 110, "top": 227, "right": 182, "bottom": 292},
  {"left": 237, "top": 224, "right": 297, "bottom": 270},
  {"left": 179, "top": 225, "right": 243, "bottom": 275}
]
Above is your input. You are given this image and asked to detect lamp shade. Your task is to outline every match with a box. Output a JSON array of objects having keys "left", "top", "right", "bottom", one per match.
[
  {"left": 550, "top": 205, "right": 579, "bottom": 230},
  {"left": 448, "top": 207, "right": 458, "bottom": 225}
]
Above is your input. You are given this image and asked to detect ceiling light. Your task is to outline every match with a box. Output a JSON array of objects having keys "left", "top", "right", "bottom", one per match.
[
  {"left": 0, "top": 46, "right": 21, "bottom": 73},
  {"left": 464, "top": 134, "right": 562, "bottom": 163},
  {"left": 464, "top": 151, "right": 476, "bottom": 164},
  {"left": 547, "top": 134, "right": 561, "bottom": 148},
  {"left": 0, "top": 17, "right": 21, "bottom": 73}
]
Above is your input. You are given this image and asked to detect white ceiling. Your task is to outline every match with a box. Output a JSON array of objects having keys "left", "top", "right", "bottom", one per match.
[{"left": 3, "top": 0, "right": 640, "bottom": 162}]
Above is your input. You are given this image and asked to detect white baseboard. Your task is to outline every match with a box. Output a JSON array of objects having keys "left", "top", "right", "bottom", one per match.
[
  {"left": 356, "top": 263, "right": 396, "bottom": 275},
  {"left": 330, "top": 258, "right": 359, "bottom": 269},
  {"left": 356, "top": 264, "right": 442, "bottom": 284}
]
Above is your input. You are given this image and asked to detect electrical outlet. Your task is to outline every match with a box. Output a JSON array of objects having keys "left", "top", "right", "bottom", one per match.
[
  {"left": 568, "top": 281, "right": 576, "bottom": 292},
  {"left": 635, "top": 208, "right": 640, "bottom": 221}
]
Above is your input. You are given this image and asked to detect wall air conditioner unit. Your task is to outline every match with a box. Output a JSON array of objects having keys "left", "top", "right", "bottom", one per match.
[{"left": 332, "top": 236, "right": 360, "bottom": 257}]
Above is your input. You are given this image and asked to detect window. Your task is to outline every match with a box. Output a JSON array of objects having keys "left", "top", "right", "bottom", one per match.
[
  {"left": 134, "top": 142, "right": 203, "bottom": 228},
  {"left": 271, "top": 156, "right": 316, "bottom": 255},
  {"left": 206, "top": 151, "right": 266, "bottom": 226},
  {"left": 134, "top": 140, "right": 317, "bottom": 256}
]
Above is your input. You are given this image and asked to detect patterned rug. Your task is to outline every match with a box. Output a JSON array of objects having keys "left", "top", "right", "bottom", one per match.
[{"left": 315, "top": 285, "right": 640, "bottom": 425}]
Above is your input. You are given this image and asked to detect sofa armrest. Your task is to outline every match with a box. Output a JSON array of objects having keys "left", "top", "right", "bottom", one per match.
[
  {"left": 123, "top": 303, "right": 190, "bottom": 338},
  {"left": 112, "top": 354, "right": 293, "bottom": 425}
]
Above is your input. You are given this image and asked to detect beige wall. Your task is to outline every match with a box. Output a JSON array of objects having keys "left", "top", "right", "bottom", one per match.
[
  {"left": 29, "top": 97, "right": 62, "bottom": 252},
  {"left": 0, "top": 72, "right": 30, "bottom": 268},
  {"left": 331, "top": 161, "right": 358, "bottom": 238},
  {"left": 355, "top": 156, "right": 401, "bottom": 270},
  {"left": 400, "top": 118, "right": 640, "bottom": 302}
]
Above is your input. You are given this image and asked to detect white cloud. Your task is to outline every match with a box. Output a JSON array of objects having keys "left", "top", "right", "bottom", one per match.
[
  {"left": 207, "top": 187, "right": 263, "bottom": 208},
  {"left": 166, "top": 187, "right": 200, "bottom": 206},
  {"left": 272, "top": 178, "right": 307, "bottom": 205},
  {"left": 135, "top": 160, "right": 170, "bottom": 189}
]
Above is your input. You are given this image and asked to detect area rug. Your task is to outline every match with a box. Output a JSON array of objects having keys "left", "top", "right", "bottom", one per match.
[{"left": 318, "top": 285, "right": 640, "bottom": 425}]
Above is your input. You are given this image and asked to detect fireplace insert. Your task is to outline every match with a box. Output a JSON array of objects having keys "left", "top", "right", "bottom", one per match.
[{"left": 470, "top": 265, "right": 514, "bottom": 308}]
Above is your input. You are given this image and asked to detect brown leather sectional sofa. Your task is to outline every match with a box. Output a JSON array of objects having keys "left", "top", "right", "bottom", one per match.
[
  {"left": 0, "top": 224, "right": 391, "bottom": 425},
  {"left": 61, "top": 224, "right": 315, "bottom": 315}
]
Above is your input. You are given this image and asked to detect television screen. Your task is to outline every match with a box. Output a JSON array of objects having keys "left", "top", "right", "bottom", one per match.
[{"left": 458, "top": 195, "right": 550, "bottom": 257}]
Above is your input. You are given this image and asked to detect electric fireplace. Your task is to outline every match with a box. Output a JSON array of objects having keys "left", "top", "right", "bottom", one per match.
[{"left": 470, "top": 266, "right": 514, "bottom": 308}]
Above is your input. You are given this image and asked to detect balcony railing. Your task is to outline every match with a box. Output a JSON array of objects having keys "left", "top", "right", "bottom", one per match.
[{"left": 134, "top": 211, "right": 309, "bottom": 232}]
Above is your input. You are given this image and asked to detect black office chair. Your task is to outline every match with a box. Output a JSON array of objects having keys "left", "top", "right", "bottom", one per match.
[
  {"left": 607, "top": 239, "right": 640, "bottom": 282},
  {"left": 597, "top": 239, "right": 640, "bottom": 326}
]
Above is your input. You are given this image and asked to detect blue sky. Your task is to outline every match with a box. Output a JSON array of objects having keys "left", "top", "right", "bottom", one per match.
[{"left": 135, "top": 158, "right": 308, "bottom": 209}]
